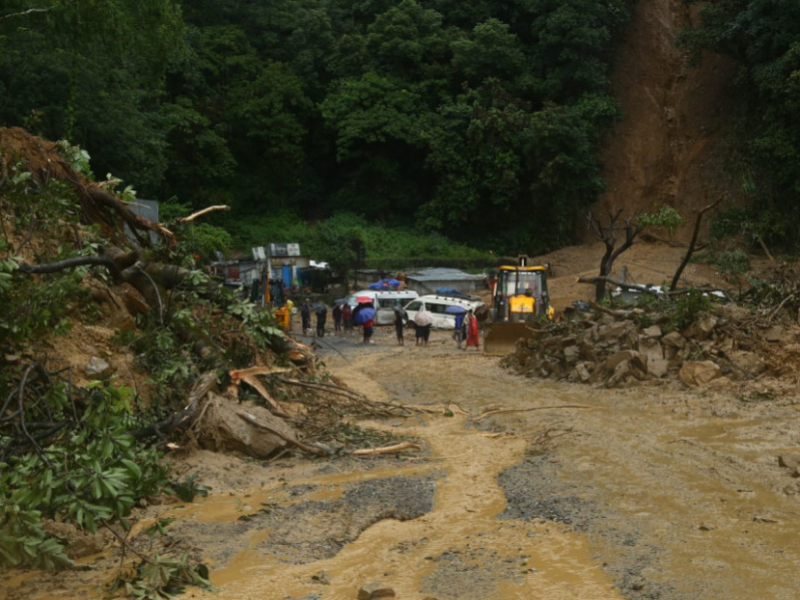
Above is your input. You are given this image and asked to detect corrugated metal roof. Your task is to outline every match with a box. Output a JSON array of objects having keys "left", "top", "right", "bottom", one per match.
[{"left": 406, "top": 268, "right": 485, "bottom": 281}]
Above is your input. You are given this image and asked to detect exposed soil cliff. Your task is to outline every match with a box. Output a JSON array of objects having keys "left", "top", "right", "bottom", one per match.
[{"left": 592, "top": 0, "right": 742, "bottom": 241}]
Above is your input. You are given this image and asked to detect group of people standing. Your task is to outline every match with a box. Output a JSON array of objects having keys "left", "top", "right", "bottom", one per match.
[
  {"left": 297, "top": 298, "right": 479, "bottom": 350},
  {"left": 299, "top": 298, "right": 355, "bottom": 338},
  {"left": 453, "top": 308, "right": 480, "bottom": 350}
]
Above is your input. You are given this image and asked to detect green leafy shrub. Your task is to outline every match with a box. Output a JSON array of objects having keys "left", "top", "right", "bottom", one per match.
[
  {"left": 694, "top": 248, "right": 751, "bottom": 276},
  {"left": 0, "top": 382, "right": 171, "bottom": 570},
  {"left": 668, "top": 290, "right": 712, "bottom": 331}
]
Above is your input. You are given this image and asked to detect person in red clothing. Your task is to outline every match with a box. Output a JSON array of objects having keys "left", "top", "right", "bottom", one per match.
[
  {"left": 342, "top": 303, "right": 352, "bottom": 334},
  {"left": 363, "top": 316, "right": 375, "bottom": 344},
  {"left": 464, "top": 309, "right": 480, "bottom": 350}
]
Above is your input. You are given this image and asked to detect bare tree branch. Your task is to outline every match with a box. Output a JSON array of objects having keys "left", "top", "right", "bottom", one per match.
[
  {"left": 178, "top": 205, "right": 231, "bottom": 223},
  {"left": 669, "top": 196, "right": 724, "bottom": 291},
  {"left": 0, "top": 7, "right": 53, "bottom": 22}
]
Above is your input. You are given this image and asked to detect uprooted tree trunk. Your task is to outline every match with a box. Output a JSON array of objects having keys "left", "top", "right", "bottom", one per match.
[
  {"left": 669, "top": 197, "right": 724, "bottom": 291},
  {"left": 588, "top": 209, "right": 642, "bottom": 302}
]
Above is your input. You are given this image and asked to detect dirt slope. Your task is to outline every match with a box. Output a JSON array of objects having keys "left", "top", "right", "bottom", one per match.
[{"left": 591, "top": 0, "right": 742, "bottom": 242}]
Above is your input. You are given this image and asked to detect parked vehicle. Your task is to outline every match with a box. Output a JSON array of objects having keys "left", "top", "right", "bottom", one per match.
[
  {"left": 403, "top": 295, "right": 484, "bottom": 329},
  {"left": 345, "top": 289, "right": 420, "bottom": 325},
  {"left": 484, "top": 257, "right": 554, "bottom": 353}
]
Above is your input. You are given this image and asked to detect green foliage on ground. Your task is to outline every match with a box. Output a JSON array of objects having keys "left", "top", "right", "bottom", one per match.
[{"left": 0, "top": 158, "right": 253, "bottom": 597}]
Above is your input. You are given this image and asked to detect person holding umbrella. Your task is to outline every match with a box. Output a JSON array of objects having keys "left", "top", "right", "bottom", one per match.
[
  {"left": 414, "top": 309, "right": 434, "bottom": 347},
  {"left": 353, "top": 302, "right": 377, "bottom": 344}
]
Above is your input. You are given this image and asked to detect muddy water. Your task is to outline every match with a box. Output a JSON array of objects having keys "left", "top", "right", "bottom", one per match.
[
  {"left": 182, "top": 392, "right": 622, "bottom": 599},
  {"left": 10, "top": 327, "right": 800, "bottom": 600},
  {"left": 151, "top": 328, "right": 800, "bottom": 600}
]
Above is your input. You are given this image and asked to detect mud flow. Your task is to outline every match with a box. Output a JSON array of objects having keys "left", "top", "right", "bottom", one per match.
[{"left": 135, "top": 327, "right": 800, "bottom": 600}]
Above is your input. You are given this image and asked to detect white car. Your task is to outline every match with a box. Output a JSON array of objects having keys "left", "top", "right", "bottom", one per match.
[
  {"left": 403, "top": 295, "right": 484, "bottom": 329},
  {"left": 345, "top": 289, "right": 420, "bottom": 325}
]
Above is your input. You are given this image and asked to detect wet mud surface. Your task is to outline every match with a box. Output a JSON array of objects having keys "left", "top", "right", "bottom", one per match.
[{"left": 6, "top": 324, "right": 800, "bottom": 600}]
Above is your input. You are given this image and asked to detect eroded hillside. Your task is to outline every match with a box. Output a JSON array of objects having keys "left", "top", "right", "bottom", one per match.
[{"left": 593, "top": 0, "right": 741, "bottom": 241}]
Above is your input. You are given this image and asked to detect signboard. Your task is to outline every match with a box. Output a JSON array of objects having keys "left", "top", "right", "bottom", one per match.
[
  {"left": 125, "top": 199, "right": 160, "bottom": 245},
  {"left": 251, "top": 246, "right": 266, "bottom": 261},
  {"left": 268, "top": 243, "right": 300, "bottom": 257}
]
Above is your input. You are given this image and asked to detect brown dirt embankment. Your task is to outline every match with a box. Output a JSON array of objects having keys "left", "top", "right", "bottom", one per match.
[{"left": 592, "top": 0, "right": 742, "bottom": 243}]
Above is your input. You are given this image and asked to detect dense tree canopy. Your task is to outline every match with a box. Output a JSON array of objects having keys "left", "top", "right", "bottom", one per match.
[
  {"left": 679, "top": 0, "right": 800, "bottom": 247},
  {"left": 0, "top": 0, "right": 634, "bottom": 254}
]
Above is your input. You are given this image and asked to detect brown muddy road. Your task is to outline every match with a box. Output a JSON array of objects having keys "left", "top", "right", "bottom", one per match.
[
  {"left": 7, "top": 325, "right": 800, "bottom": 600},
  {"left": 175, "top": 326, "right": 800, "bottom": 600}
]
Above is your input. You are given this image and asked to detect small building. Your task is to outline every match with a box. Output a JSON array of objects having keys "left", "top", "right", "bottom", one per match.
[{"left": 405, "top": 267, "right": 488, "bottom": 296}]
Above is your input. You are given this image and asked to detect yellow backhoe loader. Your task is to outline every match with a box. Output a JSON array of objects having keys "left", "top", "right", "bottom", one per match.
[{"left": 483, "top": 257, "right": 554, "bottom": 354}]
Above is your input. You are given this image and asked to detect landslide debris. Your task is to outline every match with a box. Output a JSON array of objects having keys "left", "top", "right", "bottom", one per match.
[
  {"left": 503, "top": 270, "right": 800, "bottom": 390},
  {"left": 0, "top": 127, "right": 422, "bottom": 592}
]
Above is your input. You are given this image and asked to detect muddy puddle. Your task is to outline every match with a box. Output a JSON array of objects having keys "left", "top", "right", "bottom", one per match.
[{"left": 164, "top": 402, "right": 622, "bottom": 600}]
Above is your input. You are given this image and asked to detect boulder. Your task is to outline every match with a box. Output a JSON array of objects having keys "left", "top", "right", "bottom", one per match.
[
  {"left": 638, "top": 336, "right": 664, "bottom": 362},
  {"left": 643, "top": 324, "right": 663, "bottom": 338},
  {"left": 578, "top": 339, "right": 598, "bottom": 362},
  {"left": 662, "top": 331, "right": 686, "bottom": 348},
  {"left": 599, "top": 320, "right": 634, "bottom": 342},
  {"left": 574, "top": 361, "right": 593, "bottom": 383},
  {"left": 725, "top": 350, "right": 766, "bottom": 378},
  {"left": 678, "top": 361, "right": 722, "bottom": 386},
  {"left": 562, "top": 344, "right": 580, "bottom": 365},
  {"left": 684, "top": 315, "right": 717, "bottom": 341},
  {"left": 647, "top": 357, "right": 669, "bottom": 378},
  {"left": 196, "top": 393, "right": 293, "bottom": 458},
  {"left": 358, "top": 582, "right": 396, "bottom": 600},
  {"left": 85, "top": 356, "right": 112, "bottom": 379}
]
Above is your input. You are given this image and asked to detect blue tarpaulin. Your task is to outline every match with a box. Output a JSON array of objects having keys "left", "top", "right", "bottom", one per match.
[
  {"left": 368, "top": 279, "right": 401, "bottom": 290},
  {"left": 435, "top": 287, "right": 470, "bottom": 299}
]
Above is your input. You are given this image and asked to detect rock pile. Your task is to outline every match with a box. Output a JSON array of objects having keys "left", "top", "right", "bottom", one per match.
[{"left": 503, "top": 303, "right": 800, "bottom": 388}]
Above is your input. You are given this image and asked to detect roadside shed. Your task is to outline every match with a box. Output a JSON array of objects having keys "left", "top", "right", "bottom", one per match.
[{"left": 406, "top": 268, "right": 487, "bottom": 296}]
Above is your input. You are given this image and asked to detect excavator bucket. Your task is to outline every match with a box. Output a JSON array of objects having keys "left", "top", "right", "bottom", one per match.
[{"left": 483, "top": 322, "right": 534, "bottom": 354}]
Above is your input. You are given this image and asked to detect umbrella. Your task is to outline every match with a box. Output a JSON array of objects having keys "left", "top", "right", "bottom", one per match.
[
  {"left": 354, "top": 307, "right": 376, "bottom": 325},
  {"left": 392, "top": 306, "right": 408, "bottom": 320},
  {"left": 313, "top": 302, "right": 327, "bottom": 314},
  {"left": 444, "top": 305, "right": 467, "bottom": 314},
  {"left": 414, "top": 310, "right": 434, "bottom": 326},
  {"left": 356, "top": 296, "right": 372, "bottom": 304},
  {"left": 333, "top": 298, "right": 348, "bottom": 306}
]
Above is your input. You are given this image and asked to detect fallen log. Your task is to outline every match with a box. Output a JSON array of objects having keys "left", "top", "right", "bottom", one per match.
[{"left": 237, "top": 411, "right": 327, "bottom": 456}]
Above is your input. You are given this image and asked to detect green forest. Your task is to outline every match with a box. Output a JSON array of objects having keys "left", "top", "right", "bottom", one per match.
[
  {"left": 2, "top": 0, "right": 800, "bottom": 256},
  {"left": 0, "top": 0, "right": 633, "bottom": 258}
]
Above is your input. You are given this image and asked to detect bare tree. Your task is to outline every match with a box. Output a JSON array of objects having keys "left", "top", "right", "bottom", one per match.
[
  {"left": 587, "top": 209, "right": 642, "bottom": 302},
  {"left": 669, "top": 197, "right": 723, "bottom": 291}
]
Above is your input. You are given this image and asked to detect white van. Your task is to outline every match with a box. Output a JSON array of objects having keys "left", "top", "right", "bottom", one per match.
[
  {"left": 403, "top": 294, "right": 484, "bottom": 329},
  {"left": 345, "top": 289, "right": 420, "bottom": 325}
]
